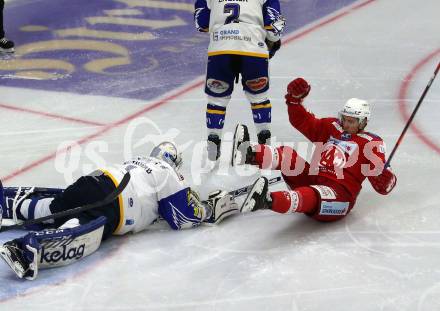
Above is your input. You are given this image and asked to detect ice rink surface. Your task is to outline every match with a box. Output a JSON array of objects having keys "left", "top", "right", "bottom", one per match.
[{"left": 0, "top": 0, "right": 440, "bottom": 310}]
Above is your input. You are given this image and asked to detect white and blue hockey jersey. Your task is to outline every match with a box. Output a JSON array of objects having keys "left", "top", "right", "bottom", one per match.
[
  {"left": 194, "top": 0, "right": 285, "bottom": 58},
  {"left": 101, "top": 157, "right": 202, "bottom": 235}
]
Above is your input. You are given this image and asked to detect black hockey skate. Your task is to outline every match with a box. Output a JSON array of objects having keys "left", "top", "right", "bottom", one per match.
[
  {"left": 0, "top": 240, "right": 36, "bottom": 279},
  {"left": 207, "top": 134, "right": 221, "bottom": 161},
  {"left": 231, "top": 124, "right": 256, "bottom": 166},
  {"left": 0, "top": 38, "right": 14, "bottom": 53},
  {"left": 240, "top": 177, "right": 272, "bottom": 213},
  {"left": 257, "top": 129, "right": 271, "bottom": 145}
]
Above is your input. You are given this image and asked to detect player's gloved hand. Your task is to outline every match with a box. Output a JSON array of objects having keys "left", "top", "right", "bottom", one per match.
[
  {"left": 369, "top": 168, "right": 397, "bottom": 195},
  {"left": 266, "top": 39, "right": 281, "bottom": 59},
  {"left": 203, "top": 190, "right": 238, "bottom": 225},
  {"left": 285, "top": 78, "right": 311, "bottom": 105}
]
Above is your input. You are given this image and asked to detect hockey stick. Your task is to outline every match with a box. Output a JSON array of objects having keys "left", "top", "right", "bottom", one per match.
[
  {"left": 4, "top": 187, "right": 63, "bottom": 195},
  {"left": 0, "top": 171, "right": 131, "bottom": 232},
  {"left": 228, "top": 176, "right": 283, "bottom": 198},
  {"left": 385, "top": 61, "right": 440, "bottom": 167}
]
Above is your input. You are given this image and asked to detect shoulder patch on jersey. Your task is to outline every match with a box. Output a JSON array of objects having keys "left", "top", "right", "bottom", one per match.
[
  {"left": 358, "top": 132, "right": 382, "bottom": 142},
  {"left": 357, "top": 133, "right": 373, "bottom": 141},
  {"left": 363, "top": 131, "right": 382, "bottom": 140},
  {"left": 331, "top": 120, "right": 343, "bottom": 133}
]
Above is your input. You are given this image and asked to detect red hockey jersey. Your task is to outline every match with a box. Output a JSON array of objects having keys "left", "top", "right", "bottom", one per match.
[{"left": 287, "top": 104, "right": 387, "bottom": 199}]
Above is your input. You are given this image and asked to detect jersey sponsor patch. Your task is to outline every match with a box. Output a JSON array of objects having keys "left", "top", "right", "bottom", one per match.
[
  {"left": 327, "top": 136, "right": 358, "bottom": 156},
  {"left": 206, "top": 78, "right": 229, "bottom": 94},
  {"left": 245, "top": 77, "right": 268, "bottom": 91},
  {"left": 319, "top": 201, "right": 349, "bottom": 216}
]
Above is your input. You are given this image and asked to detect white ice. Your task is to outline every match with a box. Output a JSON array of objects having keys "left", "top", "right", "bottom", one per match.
[{"left": 0, "top": 0, "right": 440, "bottom": 310}]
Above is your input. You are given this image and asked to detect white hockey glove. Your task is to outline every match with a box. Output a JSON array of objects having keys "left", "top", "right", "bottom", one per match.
[{"left": 203, "top": 190, "right": 239, "bottom": 225}]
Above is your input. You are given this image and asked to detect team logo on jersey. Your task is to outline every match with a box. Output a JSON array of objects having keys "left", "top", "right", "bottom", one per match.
[
  {"left": 320, "top": 144, "right": 347, "bottom": 169},
  {"left": 341, "top": 132, "right": 352, "bottom": 140},
  {"left": 207, "top": 79, "right": 229, "bottom": 94},
  {"left": 245, "top": 77, "right": 268, "bottom": 91},
  {"left": 213, "top": 32, "right": 219, "bottom": 41}
]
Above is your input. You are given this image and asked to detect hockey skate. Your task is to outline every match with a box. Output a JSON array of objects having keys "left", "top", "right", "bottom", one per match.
[
  {"left": 0, "top": 238, "right": 39, "bottom": 280},
  {"left": 207, "top": 133, "right": 221, "bottom": 161},
  {"left": 240, "top": 177, "right": 272, "bottom": 213},
  {"left": 257, "top": 129, "right": 271, "bottom": 145},
  {"left": 231, "top": 124, "right": 256, "bottom": 166},
  {"left": 0, "top": 37, "right": 14, "bottom": 53}
]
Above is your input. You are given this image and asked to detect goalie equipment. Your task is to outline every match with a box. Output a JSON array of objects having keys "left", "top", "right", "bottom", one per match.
[
  {"left": 1, "top": 171, "right": 130, "bottom": 233},
  {"left": 2, "top": 186, "right": 36, "bottom": 224},
  {"left": 0, "top": 216, "right": 105, "bottom": 280},
  {"left": 0, "top": 236, "right": 39, "bottom": 280},
  {"left": 203, "top": 190, "right": 239, "bottom": 225},
  {"left": 150, "top": 141, "right": 183, "bottom": 170},
  {"left": 241, "top": 177, "right": 272, "bottom": 213},
  {"left": 231, "top": 124, "right": 256, "bottom": 166}
]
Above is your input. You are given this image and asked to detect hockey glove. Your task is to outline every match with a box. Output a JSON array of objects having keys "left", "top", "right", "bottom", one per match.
[
  {"left": 266, "top": 39, "right": 281, "bottom": 59},
  {"left": 285, "top": 78, "right": 311, "bottom": 105},
  {"left": 369, "top": 168, "right": 397, "bottom": 195},
  {"left": 203, "top": 190, "right": 239, "bottom": 225}
]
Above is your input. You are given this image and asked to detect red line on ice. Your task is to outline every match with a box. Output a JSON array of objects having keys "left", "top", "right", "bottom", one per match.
[
  {"left": 1, "top": 81, "right": 204, "bottom": 182},
  {"left": 0, "top": 103, "right": 105, "bottom": 127},
  {"left": 397, "top": 49, "right": 440, "bottom": 155}
]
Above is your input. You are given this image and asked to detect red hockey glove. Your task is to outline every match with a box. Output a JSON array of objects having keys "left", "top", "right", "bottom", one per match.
[
  {"left": 285, "top": 78, "right": 311, "bottom": 105},
  {"left": 369, "top": 168, "right": 397, "bottom": 195}
]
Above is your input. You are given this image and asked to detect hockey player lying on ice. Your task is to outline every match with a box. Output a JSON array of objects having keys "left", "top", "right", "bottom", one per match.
[
  {"left": 233, "top": 77, "right": 397, "bottom": 219},
  {"left": 0, "top": 142, "right": 239, "bottom": 280}
]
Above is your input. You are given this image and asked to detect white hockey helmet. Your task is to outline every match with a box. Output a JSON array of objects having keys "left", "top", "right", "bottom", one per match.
[
  {"left": 150, "top": 141, "right": 182, "bottom": 170},
  {"left": 339, "top": 98, "right": 371, "bottom": 130}
]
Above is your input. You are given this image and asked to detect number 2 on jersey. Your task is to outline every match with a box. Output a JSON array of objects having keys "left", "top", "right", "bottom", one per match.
[{"left": 224, "top": 3, "right": 240, "bottom": 24}]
